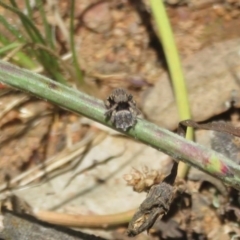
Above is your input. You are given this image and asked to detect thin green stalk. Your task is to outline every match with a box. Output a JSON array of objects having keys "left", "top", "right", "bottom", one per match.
[
  {"left": 0, "top": 34, "right": 9, "bottom": 45},
  {"left": 0, "top": 60, "right": 240, "bottom": 190},
  {"left": 2, "top": 45, "right": 36, "bottom": 69},
  {"left": 8, "top": 0, "right": 46, "bottom": 44},
  {"left": 37, "top": 0, "right": 55, "bottom": 49},
  {"left": 0, "top": 39, "right": 35, "bottom": 69},
  {"left": 0, "top": 15, "right": 27, "bottom": 42},
  {"left": 7, "top": 51, "right": 36, "bottom": 69},
  {"left": 25, "top": 0, "right": 33, "bottom": 21},
  {"left": 149, "top": 0, "right": 193, "bottom": 177},
  {"left": 69, "top": 0, "right": 84, "bottom": 84},
  {"left": 0, "top": 42, "right": 22, "bottom": 55}
]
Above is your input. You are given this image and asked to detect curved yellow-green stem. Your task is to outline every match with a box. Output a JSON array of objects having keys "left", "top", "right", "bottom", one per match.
[{"left": 149, "top": 0, "right": 193, "bottom": 177}]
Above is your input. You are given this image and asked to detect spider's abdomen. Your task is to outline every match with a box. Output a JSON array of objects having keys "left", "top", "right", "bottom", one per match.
[{"left": 114, "top": 110, "right": 136, "bottom": 131}]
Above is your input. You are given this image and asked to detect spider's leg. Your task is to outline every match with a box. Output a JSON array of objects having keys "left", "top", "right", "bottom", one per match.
[
  {"left": 105, "top": 103, "right": 118, "bottom": 116},
  {"left": 129, "top": 101, "right": 141, "bottom": 115},
  {"left": 104, "top": 99, "right": 110, "bottom": 108},
  {"left": 110, "top": 110, "right": 116, "bottom": 123},
  {"left": 129, "top": 107, "right": 137, "bottom": 123}
]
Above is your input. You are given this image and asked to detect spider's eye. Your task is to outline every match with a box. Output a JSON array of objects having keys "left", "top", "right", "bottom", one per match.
[{"left": 128, "top": 95, "right": 132, "bottom": 100}]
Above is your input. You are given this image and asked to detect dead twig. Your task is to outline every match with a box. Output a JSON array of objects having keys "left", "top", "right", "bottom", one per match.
[{"left": 34, "top": 209, "right": 135, "bottom": 228}]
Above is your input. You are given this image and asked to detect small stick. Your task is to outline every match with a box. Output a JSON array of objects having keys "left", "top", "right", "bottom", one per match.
[{"left": 34, "top": 209, "right": 135, "bottom": 228}]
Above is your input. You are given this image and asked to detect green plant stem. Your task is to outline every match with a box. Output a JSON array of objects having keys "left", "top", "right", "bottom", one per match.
[
  {"left": 0, "top": 60, "right": 240, "bottom": 190},
  {"left": 149, "top": 0, "right": 192, "bottom": 177}
]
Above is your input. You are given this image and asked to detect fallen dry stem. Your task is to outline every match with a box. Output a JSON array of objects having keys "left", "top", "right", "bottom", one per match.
[
  {"left": 34, "top": 209, "right": 135, "bottom": 228},
  {"left": 2, "top": 194, "right": 135, "bottom": 229}
]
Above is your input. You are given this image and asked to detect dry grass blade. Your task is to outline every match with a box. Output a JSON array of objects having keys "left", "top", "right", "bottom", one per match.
[
  {"left": 0, "top": 131, "right": 104, "bottom": 197},
  {"left": 0, "top": 95, "right": 29, "bottom": 120},
  {"left": 47, "top": 0, "right": 69, "bottom": 43}
]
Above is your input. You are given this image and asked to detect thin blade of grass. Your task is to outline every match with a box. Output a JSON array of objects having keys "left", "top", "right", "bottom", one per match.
[
  {"left": 0, "top": 38, "right": 36, "bottom": 69},
  {"left": 24, "top": 0, "right": 33, "bottom": 20},
  {"left": 0, "top": 15, "right": 27, "bottom": 42},
  {"left": 37, "top": 0, "right": 55, "bottom": 49},
  {"left": 0, "top": 42, "right": 21, "bottom": 54},
  {"left": 69, "top": 0, "right": 84, "bottom": 85},
  {"left": 1, "top": 43, "right": 36, "bottom": 69},
  {"left": 8, "top": 0, "right": 46, "bottom": 44}
]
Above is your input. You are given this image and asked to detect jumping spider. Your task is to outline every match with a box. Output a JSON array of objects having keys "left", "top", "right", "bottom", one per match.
[{"left": 104, "top": 88, "right": 141, "bottom": 131}]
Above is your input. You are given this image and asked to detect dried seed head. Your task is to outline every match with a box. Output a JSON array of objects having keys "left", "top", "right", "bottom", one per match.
[{"left": 123, "top": 166, "right": 165, "bottom": 192}]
